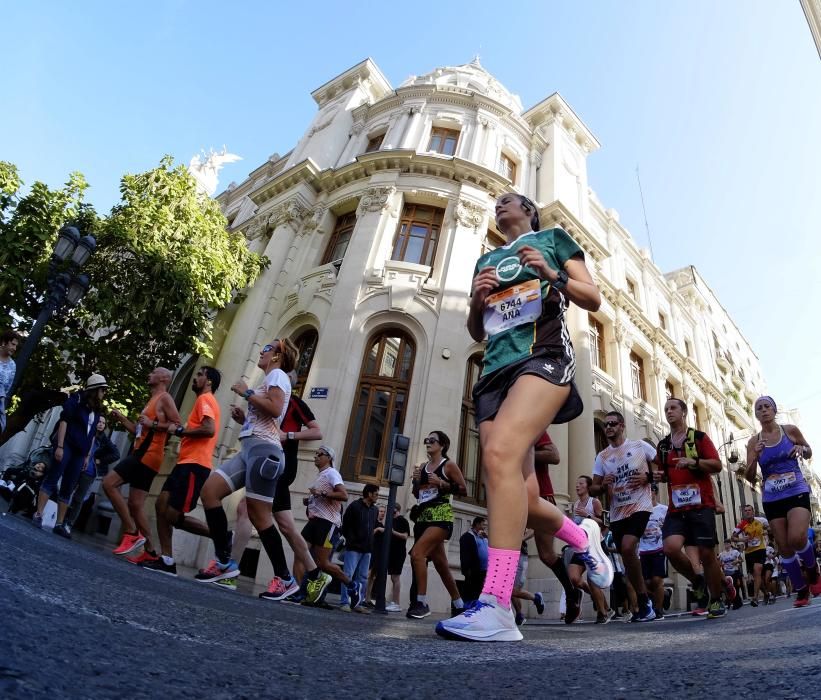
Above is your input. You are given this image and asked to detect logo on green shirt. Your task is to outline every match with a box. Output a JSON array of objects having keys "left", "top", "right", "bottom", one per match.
[{"left": 495, "top": 256, "right": 522, "bottom": 282}]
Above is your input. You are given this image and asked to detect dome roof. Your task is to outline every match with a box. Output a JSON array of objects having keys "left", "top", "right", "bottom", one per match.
[{"left": 400, "top": 57, "right": 523, "bottom": 113}]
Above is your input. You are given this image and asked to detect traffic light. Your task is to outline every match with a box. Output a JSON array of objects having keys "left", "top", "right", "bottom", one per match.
[{"left": 387, "top": 433, "right": 410, "bottom": 485}]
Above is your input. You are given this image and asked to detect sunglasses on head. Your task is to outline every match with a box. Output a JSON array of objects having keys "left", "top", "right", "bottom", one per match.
[
  {"left": 604, "top": 420, "right": 621, "bottom": 428},
  {"left": 423, "top": 437, "right": 439, "bottom": 445}
]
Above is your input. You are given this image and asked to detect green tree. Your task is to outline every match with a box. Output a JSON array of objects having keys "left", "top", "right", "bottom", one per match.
[{"left": 0, "top": 157, "right": 265, "bottom": 443}]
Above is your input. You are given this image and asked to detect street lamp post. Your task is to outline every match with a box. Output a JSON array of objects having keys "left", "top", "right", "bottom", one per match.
[{"left": 9, "top": 226, "right": 96, "bottom": 398}]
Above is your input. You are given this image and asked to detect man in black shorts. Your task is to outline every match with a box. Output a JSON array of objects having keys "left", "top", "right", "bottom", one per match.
[
  {"left": 105, "top": 367, "right": 181, "bottom": 559},
  {"left": 144, "top": 367, "right": 221, "bottom": 577},
  {"left": 591, "top": 411, "right": 657, "bottom": 622},
  {"left": 654, "top": 398, "right": 726, "bottom": 619}
]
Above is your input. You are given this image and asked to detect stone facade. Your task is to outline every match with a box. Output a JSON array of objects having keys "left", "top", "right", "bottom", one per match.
[{"left": 169, "top": 58, "right": 772, "bottom": 611}]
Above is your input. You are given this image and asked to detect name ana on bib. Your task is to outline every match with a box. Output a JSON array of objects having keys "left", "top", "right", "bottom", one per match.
[{"left": 483, "top": 279, "right": 541, "bottom": 336}]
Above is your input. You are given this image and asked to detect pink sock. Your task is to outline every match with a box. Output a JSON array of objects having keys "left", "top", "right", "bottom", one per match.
[
  {"left": 481, "top": 547, "right": 519, "bottom": 608},
  {"left": 554, "top": 516, "right": 589, "bottom": 552}
]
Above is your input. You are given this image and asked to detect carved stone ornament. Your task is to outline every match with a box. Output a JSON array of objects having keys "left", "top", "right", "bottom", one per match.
[
  {"left": 529, "top": 150, "right": 542, "bottom": 167},
  {"left": 651, "top": 354, "right": 663, "bottom": 378},
  {"left": 351, "top": 121, "right": 365, "bottom": 135},
  {"left": 302, "top": 206, "right": 326, "bottom": 233},
  {"left": 455, "top": 199, "right": 486, "bottom": 230},
  {"left": 269, "top": 198, "right": 310, "bottom": 230},
  {"left": 357, "top": 186, "right": 396, "bottom": 215},
  {"left": 245, "top": 215, "right": 269, "bottom": 241},
  {"left": 614, "top": 320, "right": 631, "bottom": 348}
]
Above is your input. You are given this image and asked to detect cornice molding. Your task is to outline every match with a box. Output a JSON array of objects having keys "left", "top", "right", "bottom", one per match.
[{"left": 538, "top": 200, "right": 609, "bottom": 263}]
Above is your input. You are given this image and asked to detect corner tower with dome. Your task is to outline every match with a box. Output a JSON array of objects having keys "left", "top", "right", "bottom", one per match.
[{"left": 179, "top": 57, "right": 768, "bottom": 612}]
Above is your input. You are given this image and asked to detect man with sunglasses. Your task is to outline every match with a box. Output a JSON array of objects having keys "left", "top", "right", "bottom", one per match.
[
  {"left": 591, "top": 411, "right": 657, "bottom": 622},
  {"left": 299, "top": 446, "right": 361, "bottom": 608}
]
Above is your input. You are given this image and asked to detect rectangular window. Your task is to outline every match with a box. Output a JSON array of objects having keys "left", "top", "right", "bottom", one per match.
[
  {"left": 630, "top": 352, "right": 647, "bottom": 401},
  {"left": 427, "top": 127, "right": 460, "bottom": 156},
  {"left": 665, "top": 380, "right": 674, "bottom": 400},
  {"left": 684, "top": 340, "right": 692, "bottom": 358},
  {"left": 693, "top": 404, "right": 703, "bottom": 431},
  {"left": 391, "top": 203, "right": 444, "bottom": 267},
  {"left": 364, "top": 133, "right": 384, "bottom": 153},
  {"left": 498, "top": 153, "right": 517, "bottom": 183},
  {"left": 658, "top": 311, "right": 667, "bottom": 331},
  {"left": 588, "top": 315, "right": 606, "bottom": 371},
  {"left": 626, "top": 278, "right": 637, "bottom": 300},
  {"left": 321, "top": 211, "right": 357, "bottom": 265}
]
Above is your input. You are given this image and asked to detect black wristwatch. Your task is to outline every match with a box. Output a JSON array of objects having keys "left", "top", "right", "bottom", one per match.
[{"left": 553, "top": 270, "right": 569, "bottom": 289}]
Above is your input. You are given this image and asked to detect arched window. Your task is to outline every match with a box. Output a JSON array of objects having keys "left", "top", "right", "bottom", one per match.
[
  {"left": 458, "top": 353, "right": 485, "bottom": 505},
  {"left": 342, "top": 330, "right": 415, "bottom": 484},
  {"left": 292, "top": 328, "right": 318, "bottom": 397}
]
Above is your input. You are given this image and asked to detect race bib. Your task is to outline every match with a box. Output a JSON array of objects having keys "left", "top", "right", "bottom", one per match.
[
  {"left": 764, "top": 471, "right": 796, "bottom": 495},
  {"left": 672, "top": 483, "right": 702, "bottom": 508},
  {"left": 238, "top": 416, "right": 253, "bottom": 439},
  {"left": 483, "top": 279, "right": 541, "bottom": 336},
  {"left": 613, "top": 483, "right": 640, "bottom": 508},
  {"left": 418, "top": 487, "right": 438, "bottom": 504}
]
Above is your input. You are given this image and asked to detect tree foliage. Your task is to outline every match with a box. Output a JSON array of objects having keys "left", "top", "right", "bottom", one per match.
[{"left": 0, "top": 157, "right": 265, "bottom": 424}]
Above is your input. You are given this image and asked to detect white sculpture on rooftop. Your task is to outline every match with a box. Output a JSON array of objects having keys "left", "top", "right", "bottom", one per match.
[{"left": 188, "top": 146, "right": 242, "bottom": 196}]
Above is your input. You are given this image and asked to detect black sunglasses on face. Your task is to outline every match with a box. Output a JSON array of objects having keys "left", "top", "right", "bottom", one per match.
[
  {"left": 316, "top": 451, "right": 329, "bottom": 457},
  {"left": 604, "top": 421, "right": 621, "bottom": 428},
  {"left": 423, "top": 437, "right": 439, "bottom": 445}
]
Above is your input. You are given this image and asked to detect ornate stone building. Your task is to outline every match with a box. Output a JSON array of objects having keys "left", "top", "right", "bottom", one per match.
[{"left": 170, "top": 58, "right": 769, "bottom": 610}]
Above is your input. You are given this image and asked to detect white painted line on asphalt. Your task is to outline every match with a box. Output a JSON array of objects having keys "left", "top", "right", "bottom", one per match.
[{"left": 0, "top": 570, "right": 220, "bottom": 646}]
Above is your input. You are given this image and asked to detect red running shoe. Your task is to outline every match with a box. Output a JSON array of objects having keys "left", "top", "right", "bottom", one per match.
[
  {"left": 793, "top": 587, "right": 811, "bottom": 608},
  {"left": 113, "top": 532, "right": 146, "bottom": 555},
  {"left": 125, "top": 550, "right": 159, "bottom": 565}
]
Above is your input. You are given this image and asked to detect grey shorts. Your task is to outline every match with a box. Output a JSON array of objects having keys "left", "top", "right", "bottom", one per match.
[{"left": 215, "top": 437, "right": 284, "bottom": 503}]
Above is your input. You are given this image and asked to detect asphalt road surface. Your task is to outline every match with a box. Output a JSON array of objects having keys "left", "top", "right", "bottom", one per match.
[{"left": 1, "top": 512, "right": 819, "bottom": 699}]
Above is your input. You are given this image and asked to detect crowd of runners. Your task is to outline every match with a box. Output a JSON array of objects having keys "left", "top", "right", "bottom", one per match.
[{"left": 3, "top": 192, "right": 821, "bottom": 643}]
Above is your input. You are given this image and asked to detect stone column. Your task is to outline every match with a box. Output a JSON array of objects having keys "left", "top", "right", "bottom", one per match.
[
  {"left": 567, "top": 307, "right": 596, "bottom": 488},
  {"left": 468, "top": 116, "right": 486, "bottom": 162},
  {"left": 400, "top": 106, "right": 424, "bottom": 150},
  {"left": 384, "top": 110, "right": 409, "bottom": 150},
  {"left": 336, "top": 120, "right": 366, "bottom": 166}
]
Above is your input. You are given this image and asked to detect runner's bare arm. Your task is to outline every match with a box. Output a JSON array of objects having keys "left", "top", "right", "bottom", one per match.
[
  {"left": 515, "top": 248, "right": 601, "bottom": 312},
  {"left": 784, "top": 424, "right": 812, "bottom": 459},
  {"left": 744, "top": 437, "right": 763, "bottom": 484},
  {"left": 467, "top": 267, "right": 499, "bottom": 341}
]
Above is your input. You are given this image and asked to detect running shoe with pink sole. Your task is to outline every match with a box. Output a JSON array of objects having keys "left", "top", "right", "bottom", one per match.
[{"left": 259, "top": 576, "right": 300, "bottom": 601}]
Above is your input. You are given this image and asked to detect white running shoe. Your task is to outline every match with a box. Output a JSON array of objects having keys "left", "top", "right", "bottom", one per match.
[
  {"left": 435, "top": 594, "right": 523, "bottom": 642},
  {"left": 577, "top": 519, "right": 614, "bottom": 589},
  {"left": 385, "top": 601, "right": 402, "bottom": 612}
]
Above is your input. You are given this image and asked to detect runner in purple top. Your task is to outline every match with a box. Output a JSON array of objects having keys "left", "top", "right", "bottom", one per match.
[{"left": 744, "top": 395, "right": 821, "bottom": 606}]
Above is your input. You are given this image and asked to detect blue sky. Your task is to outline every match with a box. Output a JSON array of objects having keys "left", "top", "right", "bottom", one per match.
[{"left": 3, "top": 1, "right": 820, "bottom": 456}]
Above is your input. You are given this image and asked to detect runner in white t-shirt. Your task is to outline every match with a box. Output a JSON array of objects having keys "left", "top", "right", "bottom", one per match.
[
  {"left": 591, "top": 411, "right": 657, "bottom": 622},
  {"left": 195, "top": 338, "right": 298, "bottom": 584},
  {"left": 718, "top": 540, "right": 744, "bottom": 610},
  {"left": 300, "top": 446, "right": 362, "bottom": 608},
  {"left": 638, "top": 486, "right": 668, "bottom": 619}
]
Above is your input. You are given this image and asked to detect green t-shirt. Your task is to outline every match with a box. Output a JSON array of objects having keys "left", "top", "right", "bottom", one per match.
[{"left": 473, "top": 227, "right": 583, "bottom": 377}]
